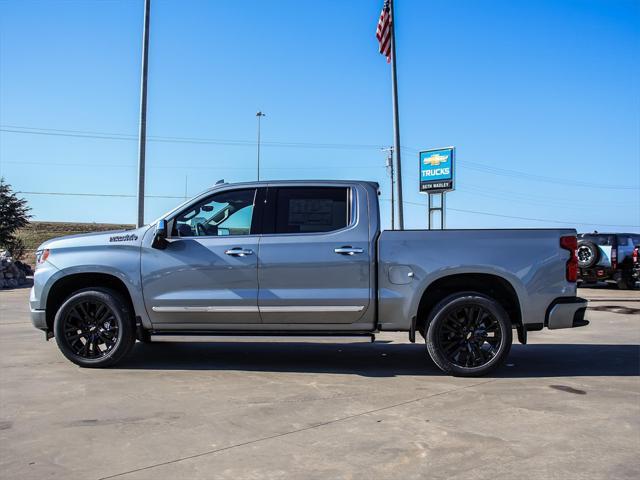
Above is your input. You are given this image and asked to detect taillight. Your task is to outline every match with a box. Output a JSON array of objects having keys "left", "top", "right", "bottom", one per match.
[
  {"left": 634, "top": 247, "right": 639, "bottom": 265},
  {"left": 560, "top": 236, "right": 578, "bottom": 282}
]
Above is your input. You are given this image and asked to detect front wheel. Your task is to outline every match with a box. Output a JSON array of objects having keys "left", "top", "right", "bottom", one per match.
[
  {"left": 53, "top": 288, "right": 136, "bottom": 368},
  {"left": 425, "top": 292, "right": 512, "bottom": 377}
]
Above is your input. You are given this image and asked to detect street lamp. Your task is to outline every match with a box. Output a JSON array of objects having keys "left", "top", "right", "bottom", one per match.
[{"left": 256, "top": 111, "right": 266, "bottom": 181}]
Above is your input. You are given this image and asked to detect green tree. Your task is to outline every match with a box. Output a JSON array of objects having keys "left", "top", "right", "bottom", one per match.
[{"left": 0, "top": 178, "right": 31, "bottom": 257}]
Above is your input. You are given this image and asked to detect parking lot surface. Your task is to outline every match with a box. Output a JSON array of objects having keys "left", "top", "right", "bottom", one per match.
[{"left": 1, "top": 285, "right": 639, "bottom": 480}]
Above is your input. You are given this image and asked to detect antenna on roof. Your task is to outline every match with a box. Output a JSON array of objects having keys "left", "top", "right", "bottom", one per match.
[{"left": 215, "top": 179, "right": 225, "bottom": 185}]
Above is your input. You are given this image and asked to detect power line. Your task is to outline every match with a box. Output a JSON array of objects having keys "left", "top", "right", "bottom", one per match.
[
  {"left": 19, "top": 190, "right": 639, "bottom": 228},
  {"left": 394, "top": 199, "right": 640, "bottom": 228},
  {"left": 462, "top": 161, "right": 637, "bottom": 190},
  {"left": 402, "top": 146, "right": 639, "bottom": 190},
  {"left": 2, "top": 160, "right": 382, "bottom": 171},
  {"left": 6, "top": 159, "right": 631, "bottom": 210},
  {"left": 0, "top": 126, "right": 383, "bottom": 151},
  {"left": 456, "top": 183, "right": 632, "bottom": 209},
  {"left": 3, "top": 125, "right": 639, "bottom": 190},
  {"left": 16, "top": 191, "right": 184, "bottom": 199}
]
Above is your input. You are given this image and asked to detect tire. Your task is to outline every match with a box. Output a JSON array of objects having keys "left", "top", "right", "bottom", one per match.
[
  {"left": 577, "top": 240, "right": 600, "bottom": 268},
  {"left": 425, "top": 292, "right": 512, "bottom": 377},
  {"left": 53, "top": 288, "right": 136, "bottom": 368}
]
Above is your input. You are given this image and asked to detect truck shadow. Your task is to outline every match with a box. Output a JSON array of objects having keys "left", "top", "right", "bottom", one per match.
[{"left": 119, "top": 341, "right": 640, "bottom": 378}]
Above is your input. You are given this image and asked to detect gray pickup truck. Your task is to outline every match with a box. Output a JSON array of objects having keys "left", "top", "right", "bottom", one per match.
[{"left": 30, "top": 180, "right": 588, "bottom": 376}]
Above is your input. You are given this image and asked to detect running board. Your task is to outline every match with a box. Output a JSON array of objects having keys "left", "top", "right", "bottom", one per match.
[{"left": 148, "top": 331, "right": 377, "bottom": 342}]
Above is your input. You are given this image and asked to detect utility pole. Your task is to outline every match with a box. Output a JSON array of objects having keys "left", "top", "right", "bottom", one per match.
[
  {"left": 384, "top": 147, "right": 395, "bottom": 230},
  {"left": 136, "top": 0, "right": 151, "bottom": 227},
  {"left": 389, "top": 0, "right": 404, "bottom": 229},
  {"left": 256, "top": 111, "right": 266, "bottom": 181}
]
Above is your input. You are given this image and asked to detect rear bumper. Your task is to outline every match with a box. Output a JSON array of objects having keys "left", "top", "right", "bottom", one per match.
[
  {"left": 579, "top": 267, "right": 613, "bottom": 282},
  {"left": 545, "top": 297, "right": 589, "bottom": 330}
]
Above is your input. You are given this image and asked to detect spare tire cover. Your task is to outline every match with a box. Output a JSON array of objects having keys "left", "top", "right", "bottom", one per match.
[{"left": 577, "top": 240, "right": 600, "bottom": 268}]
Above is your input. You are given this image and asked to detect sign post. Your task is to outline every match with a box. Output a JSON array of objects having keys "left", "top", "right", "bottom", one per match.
[{"left": 419, "top": 147, "right": 455, "bottom": 230}]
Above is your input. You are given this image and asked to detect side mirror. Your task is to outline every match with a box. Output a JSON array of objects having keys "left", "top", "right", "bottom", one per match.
[{"left": 152, "top": 219, "right": 168, "bottom": 249}]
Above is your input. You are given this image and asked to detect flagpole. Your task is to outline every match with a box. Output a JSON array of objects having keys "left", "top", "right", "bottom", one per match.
[
  {"left": 136, "top": 0, "right": 151, "bottom": 227},
  {"left": 389, "top": 0, "right": 404, "bottom": 229}
]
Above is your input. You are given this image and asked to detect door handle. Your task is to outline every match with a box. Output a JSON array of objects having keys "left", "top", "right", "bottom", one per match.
[
  {"left": 225, "top": 248, "right": 254, "bottom": 257},
  {"left": 334, "top": 246, "right": 364, "bottom": 255}
]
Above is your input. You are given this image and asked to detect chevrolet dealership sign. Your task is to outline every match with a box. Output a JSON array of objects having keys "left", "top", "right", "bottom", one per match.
[{"left": 419, "top": 147, "right": 455, "bottom": 193}]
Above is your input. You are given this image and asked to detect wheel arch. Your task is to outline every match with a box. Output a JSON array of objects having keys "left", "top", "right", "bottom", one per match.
[
  {"left": 415, "top": 273, "right": 522, "bottom": 337},
  {"left": 45, "top": 272, "right": 137, "bottom": 331}
]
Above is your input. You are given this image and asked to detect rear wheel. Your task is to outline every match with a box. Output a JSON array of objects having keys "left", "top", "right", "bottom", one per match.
[
  {"left": 53, "top": 288, "right": 136, "bottom": 368},
  {"left": 425, "top": 292, "right": 512, "bottom": 377}
]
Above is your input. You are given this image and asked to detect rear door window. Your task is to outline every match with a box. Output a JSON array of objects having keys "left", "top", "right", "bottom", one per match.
[{"left": 267, "top": 187, "right": 350, "bottom": 234}]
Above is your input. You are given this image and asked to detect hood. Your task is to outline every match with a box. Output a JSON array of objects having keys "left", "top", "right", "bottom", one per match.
[{"left": 38, "top": 226, "right": 150, "bottom": 250}]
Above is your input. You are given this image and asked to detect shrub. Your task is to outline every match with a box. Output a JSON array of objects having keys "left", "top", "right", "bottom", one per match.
[{"left": 0, "top": 178, "right": 31, "bottom": 257}]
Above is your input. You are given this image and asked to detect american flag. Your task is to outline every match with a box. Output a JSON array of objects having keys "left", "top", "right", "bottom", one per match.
[{"left": 376, "top": 0, "right": 392, "bottom": 63}]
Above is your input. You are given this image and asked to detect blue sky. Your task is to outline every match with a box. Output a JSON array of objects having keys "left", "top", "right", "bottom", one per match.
[{"left": 1, "top": 0, "right": 638, "bottom": 231}]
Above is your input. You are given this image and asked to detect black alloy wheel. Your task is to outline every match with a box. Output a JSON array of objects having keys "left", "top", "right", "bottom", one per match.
[
  {"left": 54, "top": 288, "right": 136, "bottom": 368},
  {"left": 61, "top": 299, "right": 119, "bottom": 359},
  {"left": 436, "top": 304, "right": 502, "bottom": 368},
  {"left": 426, "top": 292, "right": 512, "bottom": 377}
]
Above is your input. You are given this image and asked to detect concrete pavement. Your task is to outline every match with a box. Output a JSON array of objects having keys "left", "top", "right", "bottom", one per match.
[{"left": 1, "top": 285, "right": 638, "bottom": 479}]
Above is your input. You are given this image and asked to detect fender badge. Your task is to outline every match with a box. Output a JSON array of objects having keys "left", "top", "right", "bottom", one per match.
[{"left": 109, "top": 234, "right": 139, "bottom": 243}]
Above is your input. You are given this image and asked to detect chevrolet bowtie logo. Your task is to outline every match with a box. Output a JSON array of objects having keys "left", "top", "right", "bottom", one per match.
[{"left": 423, "top": 153, "right": 449, "bottom": 166}]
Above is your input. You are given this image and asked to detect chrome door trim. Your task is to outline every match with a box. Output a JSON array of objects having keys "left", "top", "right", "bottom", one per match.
[
  {"left": 152, "top": 306, "right": 260, "bottom": 313},
  {"left": 259, "top": 306, "right": 365, "bottom": 313},
  {"left": 152, "top": 305, "right": 365, "bottom": 313}
]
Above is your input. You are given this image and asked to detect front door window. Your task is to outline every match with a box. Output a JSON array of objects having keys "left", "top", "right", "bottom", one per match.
[{"left": 173, "top": 189, "right": 256, "bottom": 237}]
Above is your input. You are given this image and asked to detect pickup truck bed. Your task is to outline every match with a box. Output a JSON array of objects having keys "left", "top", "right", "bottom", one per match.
[{"left": 378, "top": 228, "right": 583, "bottom": 332}]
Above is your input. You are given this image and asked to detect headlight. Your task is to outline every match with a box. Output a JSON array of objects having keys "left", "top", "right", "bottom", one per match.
[{"left": 35, "top": 249, "right": 50, "bottom": 267}]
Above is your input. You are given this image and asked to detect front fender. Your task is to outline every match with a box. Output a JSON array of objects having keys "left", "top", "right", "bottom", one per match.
[{"left": 38, "top": 263, "right": 151, "bottom": 329}]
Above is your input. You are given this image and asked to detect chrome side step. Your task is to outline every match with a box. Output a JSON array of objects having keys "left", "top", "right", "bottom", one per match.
[{"left": 147, "top": 331, "right": 377, "bottom": 343}]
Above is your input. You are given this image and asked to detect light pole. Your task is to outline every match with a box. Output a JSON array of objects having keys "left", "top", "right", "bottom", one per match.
[
  {"left": 256, "top": 111, "right": 266, "bottom": 181},
  {"left": 136, "top": 0, "right": 151, "bottom": 227}
]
